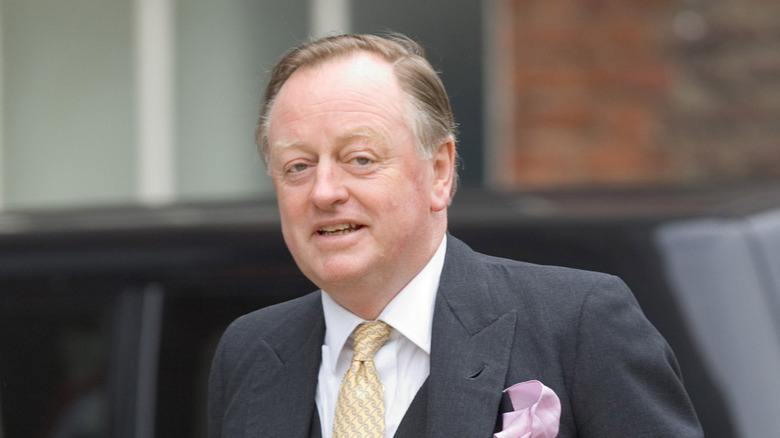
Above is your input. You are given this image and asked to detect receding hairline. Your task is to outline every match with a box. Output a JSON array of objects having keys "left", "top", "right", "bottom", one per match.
[
  {"left": 262, "top": 50, "right": 420, "bottom": 156},
  {"left": 256, "top": 33, "right": 458, "bottom": 199}
]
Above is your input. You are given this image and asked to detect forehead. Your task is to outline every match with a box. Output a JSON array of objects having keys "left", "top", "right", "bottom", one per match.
[{"left": 268, "top": 53, "right": 408, "bottom": 130}]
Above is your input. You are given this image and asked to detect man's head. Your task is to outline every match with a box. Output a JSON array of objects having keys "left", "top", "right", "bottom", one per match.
[
  {"left": 262, "top": 34, "right": 457, "bottom": 318},
  {"left": 257, "top": 33, "right": 458, "bottom": 197}
]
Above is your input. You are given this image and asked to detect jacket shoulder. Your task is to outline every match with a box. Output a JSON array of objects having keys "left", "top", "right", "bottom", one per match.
[
  {"left": 220, "top": 291, "right": 322, "bottom": 347},
  {"left": 446, "top": 236, "right": 630, "bottom": 313}
]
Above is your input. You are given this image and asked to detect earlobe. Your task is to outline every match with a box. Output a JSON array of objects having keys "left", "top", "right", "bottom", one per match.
[{"left": 430, "top": 137, "right": 456, "bottom": 212}]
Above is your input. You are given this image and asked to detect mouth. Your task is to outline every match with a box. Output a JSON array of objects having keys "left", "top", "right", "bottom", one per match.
[{"left": 317, "top": 223, "right": 363, "bottom": 236}]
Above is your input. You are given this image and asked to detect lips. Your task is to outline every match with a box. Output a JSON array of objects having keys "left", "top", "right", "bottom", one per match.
[{"left": 317, "top": 223, "right": 362, "bottom": 236}]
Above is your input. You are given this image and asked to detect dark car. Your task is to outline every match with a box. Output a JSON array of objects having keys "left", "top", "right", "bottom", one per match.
[{"left": 2, "top": 185, "right": 779, "bottom": 438}]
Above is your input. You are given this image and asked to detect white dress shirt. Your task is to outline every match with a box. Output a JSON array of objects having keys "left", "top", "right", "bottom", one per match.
[{"left": 316, "top": 235, "right": 447, "bottom": 438}]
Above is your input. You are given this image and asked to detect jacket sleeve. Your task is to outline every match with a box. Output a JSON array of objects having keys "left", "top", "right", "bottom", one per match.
[{"left": 570, "top": 275, "right": 703, "bottom": 437}]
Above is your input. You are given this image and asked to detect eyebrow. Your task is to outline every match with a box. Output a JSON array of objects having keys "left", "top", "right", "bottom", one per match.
[
  {"left": 269, "top": 138, "right": 304, "bottom": 152},
  {"left": 341, "top": 126, "right": 390, "bottom": 147}
]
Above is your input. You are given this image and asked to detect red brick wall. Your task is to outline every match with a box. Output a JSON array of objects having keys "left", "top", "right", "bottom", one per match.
[
  {"left": 662, "top": 0, "right": 780, "bottom": 181},
  {"left": 488, "top": 0, "right": 780, "bottom": 188}
]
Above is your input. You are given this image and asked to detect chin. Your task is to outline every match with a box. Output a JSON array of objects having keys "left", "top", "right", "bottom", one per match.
[{"left": 308, "top": 263, "right": 369, "bottom": 290}]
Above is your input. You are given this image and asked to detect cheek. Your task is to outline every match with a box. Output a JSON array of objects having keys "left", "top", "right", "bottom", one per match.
[
  {"left": 386, "top": 184, "right": 430, "bottom": 222},
  {"left": 405, "top": 168, "right": 434, "bottom": 204},
  {"left": 276, "top": 182, "right": 306, "bottom": 210},
  {"left": 276, "top": 196, "right": 306, "bottom": 234}
]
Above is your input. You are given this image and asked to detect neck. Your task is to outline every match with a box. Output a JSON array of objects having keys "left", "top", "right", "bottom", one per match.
[
  {"left": 325, "top": 273, "right": 411, "bottom": 320},
  {"left": 337, "top": 296, "right": 390, "bottom": 321},
  {"left": 326, "top": 228, "right": 446, "bottom": 320}
]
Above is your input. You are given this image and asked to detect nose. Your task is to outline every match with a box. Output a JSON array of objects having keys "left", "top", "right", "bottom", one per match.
[{"left": 310, "top": 161, "right": 348, "bottom": 210}]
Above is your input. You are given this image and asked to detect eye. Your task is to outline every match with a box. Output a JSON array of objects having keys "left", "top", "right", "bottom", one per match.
[
  {"left": 288, "top": 162, "right": 310, "bottom": 173},
  {"left": 352, "top": 156, "right": 372, "bottom": 165}
]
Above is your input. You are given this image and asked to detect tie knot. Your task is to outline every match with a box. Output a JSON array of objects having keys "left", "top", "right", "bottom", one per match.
[{"left": 351, "top": 321, "right": 391, "bottom": 361}]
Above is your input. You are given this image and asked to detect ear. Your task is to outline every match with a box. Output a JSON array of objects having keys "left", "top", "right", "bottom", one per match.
[{"left": 430, "top": 136, "right": 456, "bottom": 212}]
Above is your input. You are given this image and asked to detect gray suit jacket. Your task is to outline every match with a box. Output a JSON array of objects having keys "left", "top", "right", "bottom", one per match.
[{"left": 208, "top": 235, "right": 703, "bottom": 437}]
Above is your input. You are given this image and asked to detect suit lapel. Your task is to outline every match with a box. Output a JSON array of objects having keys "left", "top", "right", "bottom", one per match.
[
  {"left": 238, "top": 237, "right": 515, "bottom": 437},
  {"left": 394, "top": 378, "right": 429, "bottom": 437},
  {"left": 245, "top": 294, "right": 325, "bottom": 438},
  {"left": 426, "top": 236, "right": 517, "bottom": 437}
]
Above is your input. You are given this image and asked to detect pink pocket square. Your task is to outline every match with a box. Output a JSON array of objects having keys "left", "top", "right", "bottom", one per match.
[{"left": 494, "top": 380, "right": 561, "bottom": 438}]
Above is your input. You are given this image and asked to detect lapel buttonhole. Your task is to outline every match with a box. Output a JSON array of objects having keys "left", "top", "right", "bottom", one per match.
[{"left": 466, "top": 363, "right": 487, "bottom": 379}]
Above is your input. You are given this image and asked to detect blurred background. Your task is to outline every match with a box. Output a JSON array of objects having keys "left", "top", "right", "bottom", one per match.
[{"left": 0, "top": 0, "right": 779, "bottom": 437}]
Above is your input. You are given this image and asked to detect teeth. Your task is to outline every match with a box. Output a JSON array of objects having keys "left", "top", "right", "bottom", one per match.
[{"left": 319, "top": 223, "right": 359, "bottom": 235}]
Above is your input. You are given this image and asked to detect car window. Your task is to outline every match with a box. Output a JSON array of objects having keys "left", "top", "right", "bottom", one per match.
[{"left": 0, "top": 284, "right": 112, "bottom": 438}]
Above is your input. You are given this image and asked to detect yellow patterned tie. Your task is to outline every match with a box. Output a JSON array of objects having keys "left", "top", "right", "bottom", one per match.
[{"left": 333, "top": 321, "right": 392, "bottom": 438}]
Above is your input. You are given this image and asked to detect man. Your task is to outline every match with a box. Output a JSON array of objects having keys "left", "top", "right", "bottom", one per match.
[{"left": 208, "top": 33, "right": 703, "bottom": 437}]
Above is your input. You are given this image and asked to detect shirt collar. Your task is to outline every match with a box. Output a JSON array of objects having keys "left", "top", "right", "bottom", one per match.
[{"left": 321, "top": 234, "right": 447, "bottom": 369}]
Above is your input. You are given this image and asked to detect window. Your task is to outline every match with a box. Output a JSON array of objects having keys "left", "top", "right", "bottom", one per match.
[{"left": 0, "top": 284, "right": 113, "bottom": 438}]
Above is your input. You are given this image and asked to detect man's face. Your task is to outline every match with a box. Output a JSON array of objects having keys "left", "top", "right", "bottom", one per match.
[{"left": 266, "top": 53, "right": 451, "bottom": 299}]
